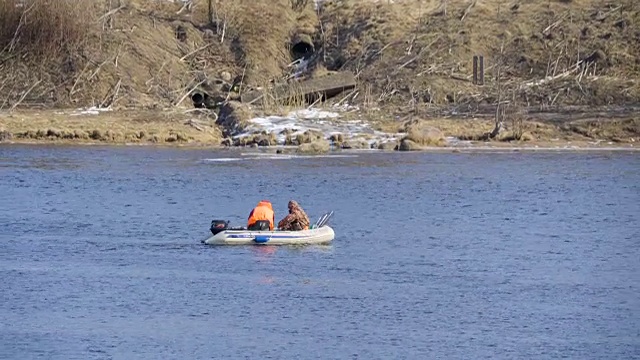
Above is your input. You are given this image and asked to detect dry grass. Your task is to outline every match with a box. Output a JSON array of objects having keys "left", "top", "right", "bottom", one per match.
[
  {"left": 0, "top": 0, "right": 322, "bottom": 110},
  {"left": 0, "top": 0, "right": 240, "bottom": 110},
  {"left": 199, "top": 0, "right": 314, "bottom": 84},
  {"left": 562, "top": 118, "right": 640, "bottom": 142},
  {"left": 0, "top": 109, "right": 223, "bottom": 145},
  {"left": 318, "top": 0, "right": 640, "bottom": 108},
  {"left": 0, "top": 0, "right": 95, "bottom": 57},
  {"left": 367, "top": 113, "right": 639, "bottom": 145},
  {"left": 255, "top": 80, "right": 310, "bottom": 115},
  {"left": 0, "top": 0, "right": 638, "bottom": 116}
]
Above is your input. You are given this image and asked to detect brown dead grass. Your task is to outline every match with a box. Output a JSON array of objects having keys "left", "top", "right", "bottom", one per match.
[
  {"left": 195, "top": 0, "right": 318, "bottom": 85},
  {"left": 0, "top": 0, "right": 95, "bottom": 57},
  {"left": 0, "top": 0, "right": 321, "bottom": 110},
  {"left": 368, "top": 114, "right": 639, "bottom": 145},
  {"left": 0, "top": 0, "right": 241, "bottom": 110},
  {"left": 318, "top": 0, "right": 640, "bottom": 108},
  {"left": 0, "top": 109, "right": 223, "bottom": 145},
  {"left": 562, "top": 118, "right": 640, "bottom": 142},
  {"left": 201, "top": 0, "right": 295, "bottom": 84},
  {"left": 0, "top": 0, "right": 638, "bottom": 118}
]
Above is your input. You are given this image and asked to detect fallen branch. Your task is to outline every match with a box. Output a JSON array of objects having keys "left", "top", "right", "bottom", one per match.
[
  {"left": 0, "top": 52, "right": 19, "bottom": 67},
  {"left": 550, "top": 89, "right": 562, "bottom": 106},
  {"left": 176, "top": 0, "right": 193, "bottom": 15},
  {"left": 0, "top": 81, "right": 17, "bottom": 110},
  {"left": 307, "top": 94, "right": 323, "bottom": 109},
  {"left": 70, "top": 60, "right": 94, "bottom": 96},
  {"left": 97, "top": 4, "right": 125, "bottom": 22},
  {"left": 183, "top": 109, "right": 218, "bottom": 121},
  {"left": 174, "top": 79, "right": 206, "bottom": 107},
  {"left": 460, "top": 0, "right": 477, "bottom": 22},
  {"left": 179, "top": 43, "right": 213, "bottom": 62},
  {"left": 334, "top": 89, "right": 357, "bottom": 107},
  {"left": 372, "top": 40, "right": 400, "bottom": 59},
  {"left": 87, "top": 58, "right": 111, "bottom": 81},
  {"left": 100, "top": 79, "right": 122, "bottom": 108},
  {"left": 595, "top": 5, "right": 622, "bottom": 21},
  {"left": 523, "top": 63, "right": 580, "bottom": 88},
  {"left": 8, "top": 2, "right": 36, "bottom": 53},
  {"left": 395, "top": 36, "right": 441, "bottom": 73},
  {"left": 397, "top": 54, "right": 421, "bottom": 71},
  {"left": 184, "top": 119, "right": 205, "bottom": 131},
  {"left": 543, "top": 18, "right": 565, "bottom": 35},
  {"left": 10, "top": 79, "right": 42, "bottom": 112},
  {"left": 450, "top": 74, "right": 469, "bottom": 82}
]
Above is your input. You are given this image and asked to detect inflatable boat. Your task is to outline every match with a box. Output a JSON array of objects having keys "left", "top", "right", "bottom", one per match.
[{"left": 201, "top": 211, "right": 335, "bottom": 246}]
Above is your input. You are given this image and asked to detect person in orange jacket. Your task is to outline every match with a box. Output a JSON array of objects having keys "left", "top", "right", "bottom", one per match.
[{"left": 247, "top": 200, "right": 275, "bottom": 231}]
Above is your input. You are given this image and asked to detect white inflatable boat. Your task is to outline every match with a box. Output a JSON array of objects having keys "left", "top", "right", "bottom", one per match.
[{"left": 201, "top": 211, "right": 335, "bottom": 246}]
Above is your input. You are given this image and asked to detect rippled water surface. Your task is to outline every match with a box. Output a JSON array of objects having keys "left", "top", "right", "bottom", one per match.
[{"left": 1, "top": 145, "right": 639, "bottom": 360}]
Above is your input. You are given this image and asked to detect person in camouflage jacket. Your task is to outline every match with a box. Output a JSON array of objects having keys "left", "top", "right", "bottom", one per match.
[{"left": 277, "top": 200, "right": 310, "bottom": 231}]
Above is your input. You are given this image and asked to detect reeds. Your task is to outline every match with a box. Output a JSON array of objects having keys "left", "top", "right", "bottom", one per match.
[{"left": 0, "top": 0, "right": 93, "bottom": 57}]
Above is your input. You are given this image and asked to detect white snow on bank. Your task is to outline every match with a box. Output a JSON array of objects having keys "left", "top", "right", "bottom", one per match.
[
  {"left": 233, "top": 106, "right": 475, "bottom": 149},
  {"left": 236, "top": 107, "right": 401, "bottom": 147},
  {"left": 70, "top": 106, "right": 112, "bottom": 116},
  {"left": 445, "top": 136, "right": 473, "bottom": 147},
  {"left": 290, "top": 108, "right": 340, "bottom": 119}
]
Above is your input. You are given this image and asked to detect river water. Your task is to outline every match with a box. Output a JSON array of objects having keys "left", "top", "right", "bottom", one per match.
[{"left": 1, "top": 145, "right": 638, "bottom": 359}]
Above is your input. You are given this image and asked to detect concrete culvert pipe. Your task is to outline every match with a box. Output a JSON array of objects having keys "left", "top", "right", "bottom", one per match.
[
  {"left": 291, "top": 33, "right": 314, "bottom": 59},
  {"left": 191, "top": 91, "right": 206, "bottom": 108}
]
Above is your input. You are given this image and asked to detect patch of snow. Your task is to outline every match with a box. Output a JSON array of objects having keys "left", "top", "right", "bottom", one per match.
[
  {"left": 234, "top": 107, "right": 403, "bottom": 148},
  {"left": 444, "top": 136, "right": 473, "bottom": 147},
  {"left": 288, "top": 108, "right": 340, "bottom": 119},
  {"left": 70, "top": 106, "right": 112, "bottom": 116},
  {"left": 331, "top": 103, "right": 360, "bottom": 112},
  {"left": 288, "top": 58, "right": 311, "bottom": 80}
]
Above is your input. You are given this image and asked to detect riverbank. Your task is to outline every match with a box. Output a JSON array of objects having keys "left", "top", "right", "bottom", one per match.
[
  {"left": 1, "top": 0, "right": 638, "bottom": 153},
  {"left": 1, "top": 108, "right": 637, "bottom": 151},
  {"left": 0, "top": 108, "right": 222, "bottom": 147}
]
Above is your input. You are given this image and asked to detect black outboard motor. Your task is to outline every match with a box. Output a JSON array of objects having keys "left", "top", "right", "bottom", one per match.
[{"left": 210, "top": 220, "right": 229, "bottom": 235}]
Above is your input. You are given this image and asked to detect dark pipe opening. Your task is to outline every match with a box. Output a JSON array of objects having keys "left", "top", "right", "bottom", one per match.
[
  {"left": 191, "top": 92, "right": 205, "bottom": 108},
  {"left": 192, "top": 92, "right": 204, "bottom": 104},
  {"left": 292, "top": 41, "right": 313, "bottom": 59},
  {"left": 291, "top": 33, "right": 315, "bottom": 60}
]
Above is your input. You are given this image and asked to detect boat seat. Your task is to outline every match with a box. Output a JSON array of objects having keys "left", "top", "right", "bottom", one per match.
[{"left": 248, "top": 220, "right": 271, "bottom": 231}]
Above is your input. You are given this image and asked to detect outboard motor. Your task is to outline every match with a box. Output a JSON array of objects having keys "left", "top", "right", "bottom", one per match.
[{"left": 210, "top": 220, "right": 229, "bottom": 235}]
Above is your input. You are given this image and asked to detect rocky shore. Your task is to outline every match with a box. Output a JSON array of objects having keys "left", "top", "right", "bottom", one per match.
[{"left": 2, "top": 105, "right": 637, "bottom": 152}]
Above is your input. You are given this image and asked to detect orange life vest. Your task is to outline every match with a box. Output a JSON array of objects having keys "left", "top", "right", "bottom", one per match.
[{"left": 247, "top": 200, "right": 275, "bottom": 230}]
